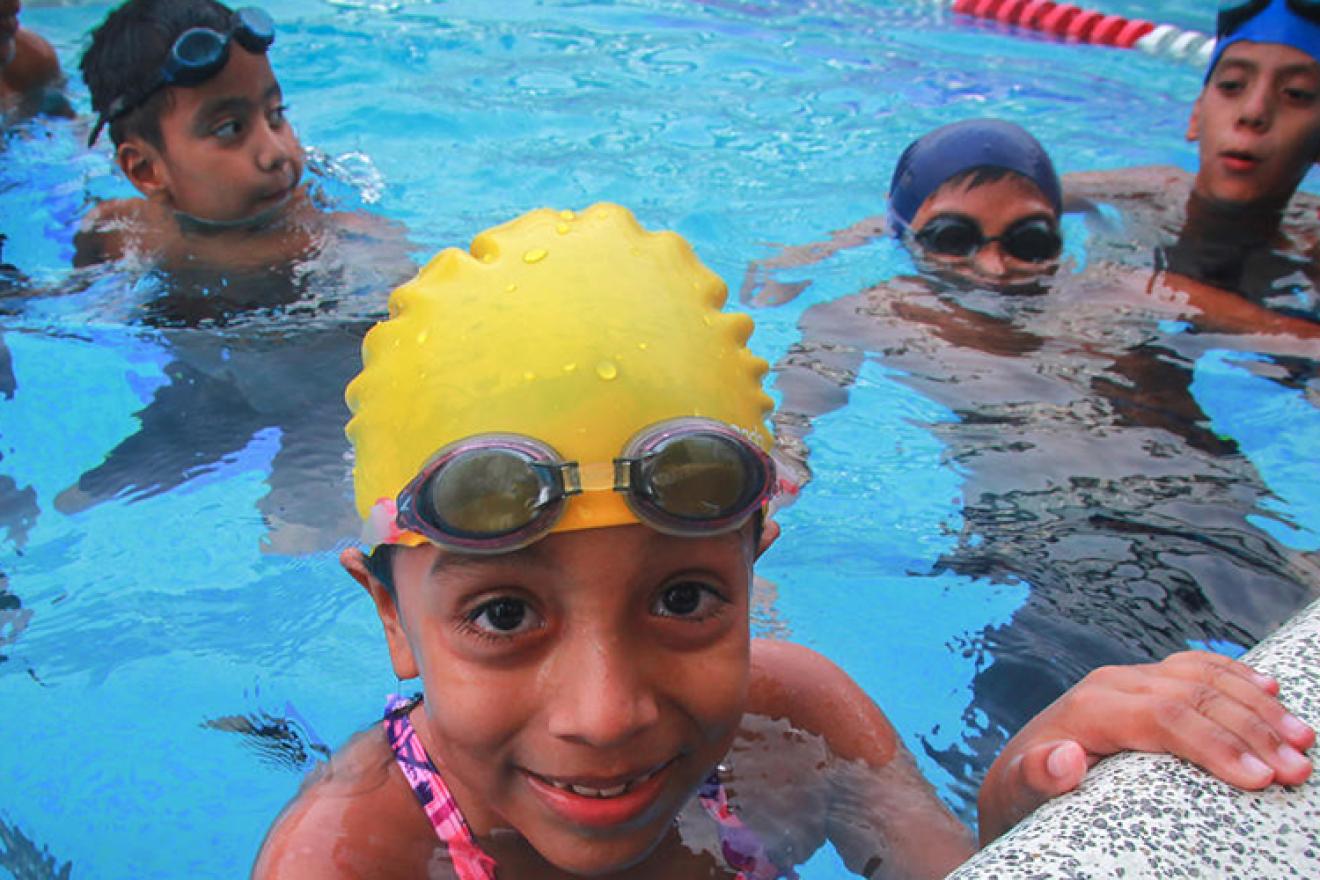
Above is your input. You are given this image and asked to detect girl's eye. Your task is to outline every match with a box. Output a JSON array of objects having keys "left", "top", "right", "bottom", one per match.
[
  {"left": 1284, "top": 87, "right": 1317, "bottom": 104},
  {"left": 1215, "top": 78, "right": 1245, "bottom": 95},
  {"left": 269, "top": 104, "right": 289, "bottom": 126},
  {"left": 212, "top": 120, "right": 241, "bottom": 139},
  {"left": 654, "top": 581, "right": 727, "bottom": 620},
  {"left": 466, "top": 597, "right": 540, "bottom": 636}
]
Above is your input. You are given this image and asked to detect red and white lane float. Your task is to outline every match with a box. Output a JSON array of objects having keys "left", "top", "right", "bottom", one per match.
[{"left": 929, "top": 0, "right": 1217, "bottom": 68}]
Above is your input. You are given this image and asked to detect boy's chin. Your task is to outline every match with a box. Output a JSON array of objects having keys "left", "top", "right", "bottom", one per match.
[{"left": 176, "top": 193, "right": 301, "bottom": 233}]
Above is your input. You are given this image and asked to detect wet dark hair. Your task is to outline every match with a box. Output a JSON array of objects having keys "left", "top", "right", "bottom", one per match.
[
  {"left": 363, "top": 514, "right": 767, "bottom": 600},
  {"left": 80, "top": 0, "right": 234, "bottom": 149},
  {"left": 938, "top": 165, "right": 1023, "bottom": 195}
]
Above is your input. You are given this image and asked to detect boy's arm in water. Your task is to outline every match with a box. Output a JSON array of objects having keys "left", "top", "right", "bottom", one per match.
[
  {"left": 748, "top": 637, "right": 978, "bottom": 879},
  {"left": 738, "top": 215, "right": 888, "bottom": 307},
  {"left": 1155, "top": 269, "right": 1320, "bottom": 343},
  {"left": 72, "top": 200, "right": 147, "bottom": 267},
  {"left": 1061, "top": 165, "right": 1193, "bottom": 205},
  {"left": 977, "top": 650, "right": 1316, "bottom": 845}
]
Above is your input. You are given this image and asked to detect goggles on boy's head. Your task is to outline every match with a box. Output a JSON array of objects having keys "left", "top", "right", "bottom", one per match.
[
  {"left": 365, "top": 418, "right": 777, "bottom": 554},
  {"left": 909, "top": 214, "right": 1063, "bottom": 264},
  {"left": 1207, "top": 0, "right": 1320, "bottom": 80},
  {"left": 87, "top": 7, "right": 275, "bottom": 147}
]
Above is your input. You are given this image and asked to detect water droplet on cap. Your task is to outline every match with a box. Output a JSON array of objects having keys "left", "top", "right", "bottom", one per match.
[
  {"left": 595, "top": 360, "right": 618, "bottom": 381},
  {"left": 523, "top": 248, "right": 548, "bottom": 264}
]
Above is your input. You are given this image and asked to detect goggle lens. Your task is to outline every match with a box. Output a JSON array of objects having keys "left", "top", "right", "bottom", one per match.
[
  {"left": 416, "top": 448, "right": 560, "bottom": 539},
  {"left": 1004, "top": 219, "right": 1064, "bottom": 263},
  {"left": 630, "top": 432, "right": 766, "bottom": 526},
  {"left": 919, "top": 217, "right": 981, "bottom": 257}
]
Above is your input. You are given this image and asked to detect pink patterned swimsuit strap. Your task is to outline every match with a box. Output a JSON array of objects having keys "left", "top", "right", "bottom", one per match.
[
  {"left": 383, "top": 695, "right": 499, "bottom": 880},
  {"left": 698, "top": 771, "right": 799, "bottom": 880}
]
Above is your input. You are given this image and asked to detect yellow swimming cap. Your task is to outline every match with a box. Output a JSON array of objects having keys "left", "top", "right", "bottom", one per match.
[{"left": 346, "top": 203, "right": 774, "bottom": 543}]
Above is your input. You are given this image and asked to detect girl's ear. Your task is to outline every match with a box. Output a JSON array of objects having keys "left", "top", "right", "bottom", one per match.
[
  {"left": 1186, "top": 98, "right": 1202, "bottom": 143},
  {"left": 755, "top": 516, "right": 781, "bottom": 559},
  {"left": 116, "top": 139, "right": 171, "bottom": 201},
  {"left": 340, "top": 548, "right": 420, "bottom": 680}
]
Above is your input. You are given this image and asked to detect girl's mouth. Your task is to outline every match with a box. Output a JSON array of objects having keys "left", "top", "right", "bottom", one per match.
[{"left": 523, "top": 758, "right": 678, "bottom": 827}]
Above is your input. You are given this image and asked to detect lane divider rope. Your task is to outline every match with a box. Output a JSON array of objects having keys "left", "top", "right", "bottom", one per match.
[{"left": 927, "top": 0, "right": 1216, "bottom": 68}]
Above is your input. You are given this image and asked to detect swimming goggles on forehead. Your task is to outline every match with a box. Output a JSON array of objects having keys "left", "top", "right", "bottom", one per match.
[
  {"left": 1218, "top": 0, "right": 1320, "bottom": 37},
  {"left": 367, "top": 418, "right": 777, "bottom": 554},
  {"left": 87, "top": 7, "right": 276, "bottom": 147},
  {"left": 911, "top": 214, "right": 1062, "bottom": 264}
]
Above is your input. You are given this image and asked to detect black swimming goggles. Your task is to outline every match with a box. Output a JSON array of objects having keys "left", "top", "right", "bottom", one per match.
[
  {"left": 371, "top": 418, "right": 777, "bottom": 554},
  {"left": 1217, "top": 0, "right": 1320, "bottom": 37},
  {"left": 911, "top": 214, "right": 1063, "bottom": 264},
  {"left": 88, "top": 7, "right": 276, "bottom": 147}
]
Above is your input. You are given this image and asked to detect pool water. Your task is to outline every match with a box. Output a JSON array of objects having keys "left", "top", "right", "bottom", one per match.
[{"left": 1, "top": 1, "right": 1317, "bottom": 877}]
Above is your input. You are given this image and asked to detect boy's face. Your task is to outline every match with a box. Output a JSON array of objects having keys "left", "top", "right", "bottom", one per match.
[
  {"left": 1190, "top": 41, "right": 1320, "bottom": 209},
  {"left": 120, "top": 46, "right": 303, "bottom": 224},
  {"left": 908, "top": 174, "right": 1060, "bottom": 288},
  {"left": 0, "top": 0, "right": 19, "bottom": 68},
  {"left": 347, "top": 523, "right": 755, "bottom": 874}
]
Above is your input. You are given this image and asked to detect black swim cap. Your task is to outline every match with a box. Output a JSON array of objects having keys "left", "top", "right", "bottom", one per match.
[{"left": 888, "top": 118, "right": 1062, "bottom": 235}]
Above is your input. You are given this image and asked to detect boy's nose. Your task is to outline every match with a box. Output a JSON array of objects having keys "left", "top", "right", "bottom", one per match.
[
  {"left": 1237, "top": 83, "right": 1273, "bottom": 131},
  {"left": 973, "top": 241, "right": 1009, "bottom": 278},
  {"left": 544, "top": 631, "right": 661, "bottom": 748},
  {"left": 253, "top": 122, "right": 295, "bottom": 173}
]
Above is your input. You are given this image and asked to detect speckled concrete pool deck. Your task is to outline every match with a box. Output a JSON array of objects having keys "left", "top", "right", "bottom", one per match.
[{"left": 948, "top": 598, "right": 1320, "bottom": 880}]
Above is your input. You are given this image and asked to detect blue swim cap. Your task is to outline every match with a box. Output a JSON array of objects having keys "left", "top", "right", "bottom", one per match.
[
  {"left": 1208, "top": 0, "right": 1320, "bottom": 80},
  {"left": 887, "top": 118, "right": 1062, "bottom": 236}
]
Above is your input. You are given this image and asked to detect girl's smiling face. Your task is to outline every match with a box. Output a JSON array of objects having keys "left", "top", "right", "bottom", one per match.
[{"left": 348, "top": 523, "right": 755, "bottom": 875}]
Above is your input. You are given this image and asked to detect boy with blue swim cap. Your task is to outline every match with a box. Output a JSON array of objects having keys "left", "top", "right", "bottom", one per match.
[
  {"left": 741, "top": 118, "right": 1068, "bottom": 305},
  {"left": 1067, "top": 0, "right": 1320, "bottom": 311},
  {"left": 1192, "top": 0, "right": 1320, "bottom": 213},
  {"left": 888, "top": 118, "right": 1065, "bottom": 289}
]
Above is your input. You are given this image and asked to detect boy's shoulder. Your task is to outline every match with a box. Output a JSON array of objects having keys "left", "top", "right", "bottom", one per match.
[
  {"left": 1, "top": 29, "right": 62, "bottom": 95},
  {"left": 252, "top": 725, "right": 442, "bottom": 880},
  {"left": 73, "top": 198, "right": 164, "bottom": 267}
]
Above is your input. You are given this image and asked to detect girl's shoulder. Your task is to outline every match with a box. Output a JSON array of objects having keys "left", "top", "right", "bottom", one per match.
[
  {"left": 747, "top": 638, "right": 900, "bottom": 767},
  {"left": 251, "top": 725, "right": 442, "bottom": 879}
]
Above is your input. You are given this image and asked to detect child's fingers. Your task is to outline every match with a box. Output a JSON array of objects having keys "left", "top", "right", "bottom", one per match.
[
  {"left": 1145, "top": 683, "right": 1310, "bottom": 788},
  {"left": 1153, "top": 652, "right": 1315, "bottom": 752},
  {"left": 1074, "top": 652, "right": 1315, "bottom": 788},
  {"left": 991, "top": 741, "right": 1089, "bottom": 830}
]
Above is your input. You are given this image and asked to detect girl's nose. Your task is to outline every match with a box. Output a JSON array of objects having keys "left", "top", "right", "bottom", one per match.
[{"left": 544, "top": 631, "right": 661, "bottom": 748}]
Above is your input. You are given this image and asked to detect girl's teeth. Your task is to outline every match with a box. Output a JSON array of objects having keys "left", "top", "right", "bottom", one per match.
[{"left": 545, "top": 764, "right": 663, "bottom": 798}]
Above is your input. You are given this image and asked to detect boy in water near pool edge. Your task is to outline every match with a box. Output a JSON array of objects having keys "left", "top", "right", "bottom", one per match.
[
  {"left": 73, "top": 0, "right": 405, "bottom": 279},
  {"left": 0, "top": 0, "right": 72, "bottom": 124},
  {"left": 252, "top": 203, "right": 1313, "bottom": 880}
]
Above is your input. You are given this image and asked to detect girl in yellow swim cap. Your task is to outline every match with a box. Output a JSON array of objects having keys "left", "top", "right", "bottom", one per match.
[{"left": 253, "top": 204, "right": 1314, "bottom": 880}]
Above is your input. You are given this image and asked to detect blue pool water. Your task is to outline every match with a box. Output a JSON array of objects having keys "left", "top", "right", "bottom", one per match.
[{"left": 1, "top": 1, "right": 1317, "bottom": 877}]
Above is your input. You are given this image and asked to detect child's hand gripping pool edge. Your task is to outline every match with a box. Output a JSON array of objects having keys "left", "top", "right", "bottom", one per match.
[{"left": 978, "top": 650, "right": 1317, "bottom": 846}]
